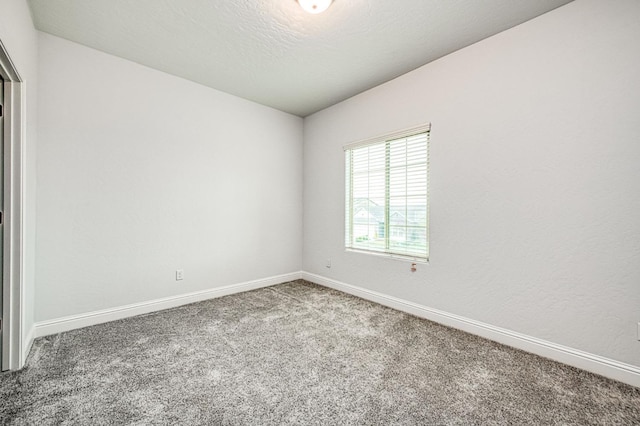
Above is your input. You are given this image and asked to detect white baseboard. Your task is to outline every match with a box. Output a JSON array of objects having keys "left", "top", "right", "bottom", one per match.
[
  {"left": 35, "top": 272, "right": 302, "bottom": 338},
  {"left": 302, "top": 271, "right": 640, "bottom": 389}
]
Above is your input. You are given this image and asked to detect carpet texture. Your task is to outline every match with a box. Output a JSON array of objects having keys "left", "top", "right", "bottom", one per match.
[{"left": 1, "top": 280, "right": 639, "bottom": 425}]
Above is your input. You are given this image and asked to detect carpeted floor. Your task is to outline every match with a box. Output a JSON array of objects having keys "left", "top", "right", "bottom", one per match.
[{"left": 1, "top": 280, "right": 639, "bottom": 425}]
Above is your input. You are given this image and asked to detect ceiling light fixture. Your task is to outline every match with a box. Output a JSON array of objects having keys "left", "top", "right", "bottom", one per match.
[{"left": 297, "top": 0, "right": 333, "bottom": 14}]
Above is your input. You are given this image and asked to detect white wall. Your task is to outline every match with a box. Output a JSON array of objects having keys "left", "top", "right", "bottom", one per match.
[
  {"left": 36, "top": 33, "right": 303, "bottom": 321},
  {"left": 0, "top": 0, "right": 39, "bottom": 354},
  {"left": 303, "top": 0, "right": 640, "bottom": 368}
]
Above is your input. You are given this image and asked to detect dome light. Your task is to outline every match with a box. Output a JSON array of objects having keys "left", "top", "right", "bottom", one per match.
[{"left": 297, "top": 0, "right": 333, "bottom": 14}]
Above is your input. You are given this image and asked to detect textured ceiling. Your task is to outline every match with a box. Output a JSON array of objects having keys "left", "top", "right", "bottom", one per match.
[{"left": 28, "top": 0, "right": 572, "bottom": 117}]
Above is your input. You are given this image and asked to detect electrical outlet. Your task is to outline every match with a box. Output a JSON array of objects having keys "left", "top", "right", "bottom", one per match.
[
  {"left": 637, "top": 322, "right": 640, "bottom": 341},
  {"left": 176, "top": 269, "right": 184, "bottom": 281},
  {"left": 326, "top": 258, "right": 331, "bottom": 268}
]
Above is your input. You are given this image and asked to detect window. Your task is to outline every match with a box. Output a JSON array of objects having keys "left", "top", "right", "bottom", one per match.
[{"left": 345, "top": 124, "right": 430, "bottom": 261}]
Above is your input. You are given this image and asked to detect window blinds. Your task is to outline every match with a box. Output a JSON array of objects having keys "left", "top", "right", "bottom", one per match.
[{"left": 345, "top": 125, "right": 430, "bottom": 260}]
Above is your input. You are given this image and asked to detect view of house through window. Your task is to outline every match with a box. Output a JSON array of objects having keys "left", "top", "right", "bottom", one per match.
[{"left": 345, "top": 125, "right": 430, "bottom": 260}]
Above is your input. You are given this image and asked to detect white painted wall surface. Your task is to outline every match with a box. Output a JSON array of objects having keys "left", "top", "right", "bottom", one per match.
[
  {"left": 303, "top": 0, "right": 640, "bottom": 367},
  {"left": 36, "top": 33, "right": 303, "bottom": 321},
  {"left": 0, "top": 0, "right": 39, "bottom": 353}
]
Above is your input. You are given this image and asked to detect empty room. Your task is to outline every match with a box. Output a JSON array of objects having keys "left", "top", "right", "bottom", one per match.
[{"left": 1, "top": 0, "right": 639, "bottom": 423}]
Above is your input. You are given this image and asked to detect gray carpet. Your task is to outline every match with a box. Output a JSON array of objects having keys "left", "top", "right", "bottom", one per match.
[{"left": 1, "top": 280, "right": 639, "bottom": 425}]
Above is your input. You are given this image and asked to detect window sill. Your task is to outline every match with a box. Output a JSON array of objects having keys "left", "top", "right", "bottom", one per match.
[{"left": 345, "top": 248, "right": 429, "bottom": 264}]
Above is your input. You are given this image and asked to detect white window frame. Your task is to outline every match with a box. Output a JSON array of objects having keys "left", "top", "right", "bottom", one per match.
[{"left": 344, "top": 124, "right": 430, "bottom": 262}]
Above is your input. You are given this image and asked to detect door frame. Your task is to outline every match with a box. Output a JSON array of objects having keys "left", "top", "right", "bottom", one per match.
[{"left": 0, "top": 38, "right": 26, "bottom": 371}]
